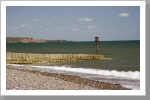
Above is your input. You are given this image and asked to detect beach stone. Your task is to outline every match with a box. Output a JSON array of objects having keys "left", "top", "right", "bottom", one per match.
[{"left": 6, "top": 67, "right": 100, "bottom": 90}]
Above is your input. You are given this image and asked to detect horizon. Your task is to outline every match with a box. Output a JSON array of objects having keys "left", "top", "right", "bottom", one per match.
[{"left": 6, "top": 36, "right": 139, "bottom": 42}]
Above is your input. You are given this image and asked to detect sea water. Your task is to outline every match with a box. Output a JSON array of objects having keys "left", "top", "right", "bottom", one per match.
[{"left": 6, "top": 40, "right": 140, "bottom": 90}]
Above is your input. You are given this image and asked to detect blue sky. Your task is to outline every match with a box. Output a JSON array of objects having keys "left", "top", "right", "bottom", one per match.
[{"left": 6, "top": 6, "right": 140, "bottom": 41}]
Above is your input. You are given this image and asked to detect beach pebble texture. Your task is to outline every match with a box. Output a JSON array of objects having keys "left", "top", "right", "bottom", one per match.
[
  {"left": 6, "top": 66, "right": 130, "bottom": 90},
  {"left": 6, "top": 67, "right": 98, "bottom": 90}
]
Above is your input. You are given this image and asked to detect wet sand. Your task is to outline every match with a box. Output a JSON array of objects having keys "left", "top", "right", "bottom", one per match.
[{"left": 6, "top": 65, "right": 131, "bottom": 90}]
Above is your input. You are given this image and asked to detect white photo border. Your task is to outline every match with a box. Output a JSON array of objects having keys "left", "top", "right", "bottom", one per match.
[{"left": 1, "top": 1, "right": 146, "bottom": 96}]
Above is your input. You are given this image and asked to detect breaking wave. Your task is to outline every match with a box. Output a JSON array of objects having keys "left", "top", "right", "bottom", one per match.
[{"left": 29, "top": 65, "right": 140, "bottom": 80}]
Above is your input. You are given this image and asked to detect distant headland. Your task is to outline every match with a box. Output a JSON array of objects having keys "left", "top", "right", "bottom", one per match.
[{"left": 6, "top": 37, "right": 72, "bottom": 43}]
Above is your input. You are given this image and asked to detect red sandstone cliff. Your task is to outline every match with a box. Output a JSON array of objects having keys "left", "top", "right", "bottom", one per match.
[
  {"left": 19, "top": 38, "right": 37, "bottom": 43},
  {"left": 6, "top": 38, "right": 46, "bottom": 43},
  {"left": 6, "top": 37, "right": 72, "bottom": 43}
]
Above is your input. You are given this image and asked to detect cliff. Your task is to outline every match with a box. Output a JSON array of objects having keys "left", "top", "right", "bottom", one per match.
[
  {"left": 6, "top": 52, "right": 106, "bottom": 64},
  {"left": 6, "top": 37, "right": 72, "bottom": 43},
  {"left": 6, "top": 37, "right": 46, "bottom": 43},
  {"left": 46, "top": 40, "right": 72, "bottom": 42}
]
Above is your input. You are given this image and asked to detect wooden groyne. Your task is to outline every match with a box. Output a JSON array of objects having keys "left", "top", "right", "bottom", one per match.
[{"left": 6, "top": 52, "right": 105, "bottom": 64}]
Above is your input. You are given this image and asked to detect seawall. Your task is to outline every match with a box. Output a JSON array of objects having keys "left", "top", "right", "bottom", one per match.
[{"left": 6, "top": 52, "right": 105, "bottom": 64}]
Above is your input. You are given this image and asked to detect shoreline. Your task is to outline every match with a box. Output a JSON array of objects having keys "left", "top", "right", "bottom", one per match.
[{"left": 6, "top": 65, "right": 131, "bottom": 90}]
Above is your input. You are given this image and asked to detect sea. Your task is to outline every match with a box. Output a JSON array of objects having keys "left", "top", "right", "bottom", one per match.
[{"left": 6, "top": 40, "right": 140, "bottom": 90}]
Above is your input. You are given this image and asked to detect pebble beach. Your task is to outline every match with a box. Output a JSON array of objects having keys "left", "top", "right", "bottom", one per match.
[{"left": 6, "top": 65, "right": 130, "bottom": 90}]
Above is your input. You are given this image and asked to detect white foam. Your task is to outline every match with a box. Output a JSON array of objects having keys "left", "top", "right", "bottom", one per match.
[
  {"left": 7, "top": 64, "right": 140, "bottom": 80},
  {"left": 123, "top": 85, "right": 140, "bottom": 90},
  {"left": 29, "top": 65, "right": 140, "bottom": 80}
]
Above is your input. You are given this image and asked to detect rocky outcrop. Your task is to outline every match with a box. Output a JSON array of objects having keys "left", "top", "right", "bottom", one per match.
[{"left": 6, "top": 52, "right": 105, "bottom": 64}]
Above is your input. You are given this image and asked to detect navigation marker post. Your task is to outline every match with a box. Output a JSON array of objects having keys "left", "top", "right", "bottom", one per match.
[{"left": 95, "top": 37, "right": 99, "bottom": 55}]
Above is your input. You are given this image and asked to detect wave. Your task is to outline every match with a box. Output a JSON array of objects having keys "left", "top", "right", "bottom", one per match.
[
  {"left": 28, "top": 65, "right": 140, "bottom": 80},
  {"left": 7, "top": 64, "right": 140, "bottom": 80}
]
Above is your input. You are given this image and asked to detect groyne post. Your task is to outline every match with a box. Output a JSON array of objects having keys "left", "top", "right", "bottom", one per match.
[{"left": 95, "top": 37, "right": 99, "bottom": 55}]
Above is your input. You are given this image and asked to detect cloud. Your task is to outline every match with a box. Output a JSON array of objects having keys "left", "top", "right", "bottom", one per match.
[
  {"left": 78, "top": 18, "right": 93, "bottom": 22},
  {"left": 7, "top": 27, "right": 19, "bottom": 30},
  {"left": 20, "top": 24, "right": 33, "bottom": 28},
  {"left": 87, "top": 25, "right": 96, "bottom": 29},
  {"left": 11, "top": 27, "right": 19, "bottom": 30},
  {"left": 7, "top": 24, "right": 33, "bottom": 32},
  {"left": 72, "top": 27, "right": 80, "bottom": 31},
  {"left": 33, "top": 19, "right": 38, "bottom": 22},
  {"left": 118, "top": 13, "right": 130, "bottom": 17},
  {"left": 46, "top": 22, "right": 51, "bottom": 25}
]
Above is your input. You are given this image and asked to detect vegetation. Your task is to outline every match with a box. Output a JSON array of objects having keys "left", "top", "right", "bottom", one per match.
[
  {"left": 6, "top": 37, "right": 31, "bottom": 41},
  {"left": 6, "top": 37, "right": 72, "bottom": 43}
]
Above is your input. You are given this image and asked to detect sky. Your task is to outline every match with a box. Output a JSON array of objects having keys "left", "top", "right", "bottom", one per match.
[{"left": 6, "top": 6, "right": 140, "bottom": 41}]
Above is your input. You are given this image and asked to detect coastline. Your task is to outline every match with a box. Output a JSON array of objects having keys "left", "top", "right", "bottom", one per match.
[{"left": 6, "top": 65, "right": 131, "bottom": 90}]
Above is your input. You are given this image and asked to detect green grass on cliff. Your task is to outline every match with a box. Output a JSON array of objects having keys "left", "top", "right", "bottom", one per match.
[
  {"left": 6, "top": 37, "right": 72, "bottom": 42},
  {"left": 6, "top": 37, "right": 31, "bottom": 41}
]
